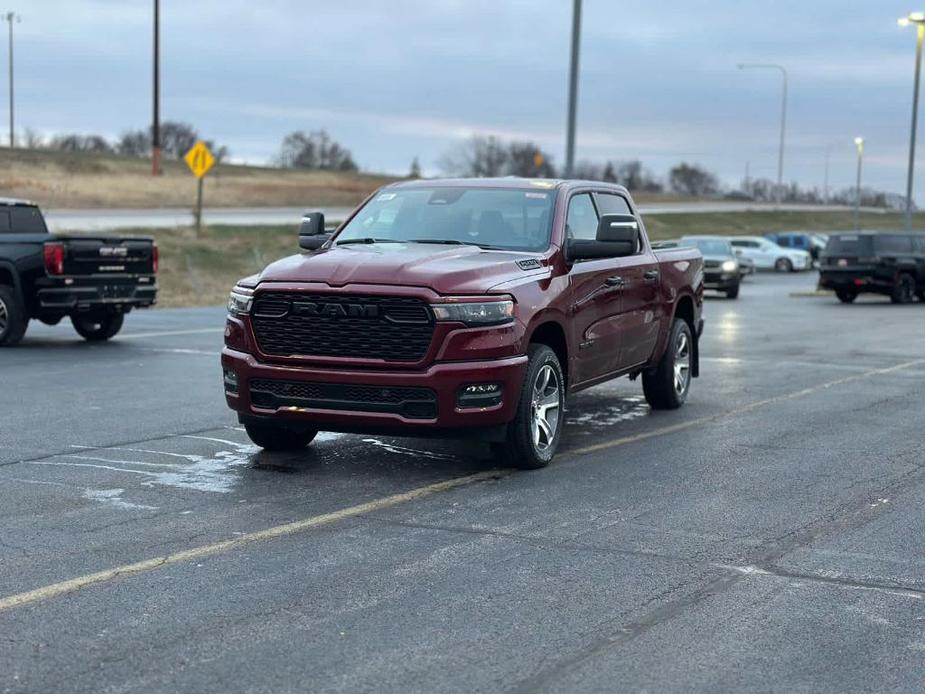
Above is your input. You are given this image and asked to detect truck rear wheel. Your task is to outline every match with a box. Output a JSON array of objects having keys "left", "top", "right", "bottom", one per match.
[
  {"left": 0, "top": 285, "right": 28, "bottom": 347},
  {"left": 643, "top": 319, "right": 693, "bottom": 410},
  {"left": 244, "top": 421, "right": 317, "bottom": 451},
  {"left": 71, "top": 313, "right": 124, "bottom": 341},
  {"left": 891, "top": 273, "right": 916, "bottom": 304},
  {"left": 494, "top": 344, "right": 564, "bottom": 469}
]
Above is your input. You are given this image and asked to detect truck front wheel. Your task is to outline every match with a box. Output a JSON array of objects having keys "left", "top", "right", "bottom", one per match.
[
  {"left": 0, "top": 285, "right": 28, "bottom": 347},
  {"left": 244, "top": 421, "right": 317, "bottom": 451},
  {"left": 71, "top": 313, "right": 124, "bottom": 341},
  {"left": 643, "top": 319, "right": 693, "bottom": 410},
  {"left": 494, "top": 344, "right": 565, "bottom": 469}
]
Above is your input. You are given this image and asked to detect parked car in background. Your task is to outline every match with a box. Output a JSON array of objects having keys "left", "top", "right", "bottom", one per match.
[
  {"left": 678, "top": 236, "right": 741, "bottom": 298},
  {"left": 0, "top": 198, "right": 158, "bottom": 346},
  {"left": 732, "top": 249, "right": 756, "bottom": 276},
  {"left": 765, "top": 231, "right": 828, "bottom": 263},
  {"left": 818, "top": 231, "right": 925, "bottom": 304},
  {"left": 730, "top": 236, "right": 812, "bottom": 272}
]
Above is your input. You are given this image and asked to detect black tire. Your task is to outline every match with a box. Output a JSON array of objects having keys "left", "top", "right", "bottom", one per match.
[
  {"left": 643, "top": 319, "right": 693, "bottom": 410},
  {"left": 891, "top": 273, "right": 916, "bottom": 305},
  {"left": 0, "top": 285, "right": 28, "bottom": 347},
  {"left": 917, "top": 290, "right": 925, "bottom": 302},
  {"left": 244, "top": 421, "right": 318, "bottom": 451},
  {"left": 494, "top": 344, "right": 565, "bottom": 470},
  {"left": 835, "top": 289, "right": 858, "bottom": 304},
  {"left": 71, "top": 313, "right": 125, "bottom": 341},
  {"left": 725, "top": 283, "right": 740, "bottom": 299},
  {"left": 774, "top": 257, "right": 793, "bottom": 273}
]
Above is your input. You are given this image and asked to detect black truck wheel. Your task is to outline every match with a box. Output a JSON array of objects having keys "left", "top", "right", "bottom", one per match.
[
  {"left": 835, "top": 288, "right": 858, "bottom": 304},
  {"left": 643, "top": 319, "right": 693, "bottom": 410},
  {"left": 494, "top": 344, "right": 565, "bottom": 470},
  {"left": 0, "top": 285, "right": 28, "bottom": 347},
  {"left": 71, "top": 313, "right": 125, "bottom": 341},
  {"left": 244, "top": 421, "right": 317, "bottom": 451},
  {"left": 891, "top": 273, "right": 916, "bottom": 304}
]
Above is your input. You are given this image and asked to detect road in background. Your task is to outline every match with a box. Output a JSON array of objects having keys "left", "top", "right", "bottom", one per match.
[
  {"left": 3, "top": 273, "right": 925, "bottom": 692},
  {"left": 43, "top": 202, "right": 885, "bottom": 232}
]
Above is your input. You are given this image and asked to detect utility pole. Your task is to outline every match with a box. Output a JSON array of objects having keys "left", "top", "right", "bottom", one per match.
[
  {"left": 898, "top": 13, "right": 925, "bottom": 229},
  {"left": 152, "top": 0, "right": 160, "bottom": 175},
  {"left": 4, "top": 11, "right": 18, "bottom": 148},
  {"left": 737, "top": 64, "right": 788, "bottom": 206},
  {"left": 564, "top": 0, "right": 581, "bottom": 178},
  {"left": 854, "top": 137, "right": 864, "bottom": 230},
  {"left": 823, "top": 145, "right": 831, "bottom": 204}
]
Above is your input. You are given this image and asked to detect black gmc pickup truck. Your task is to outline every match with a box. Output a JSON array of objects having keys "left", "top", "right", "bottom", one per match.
[{"left": 0, "top": 199, "right": 158, "bottom": 346}]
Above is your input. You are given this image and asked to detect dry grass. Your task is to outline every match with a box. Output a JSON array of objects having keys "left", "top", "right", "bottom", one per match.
[{"left": 0, "top": 148, "right": 398, "bottom": 209}]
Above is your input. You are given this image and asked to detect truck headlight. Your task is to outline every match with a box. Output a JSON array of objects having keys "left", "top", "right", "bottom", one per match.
[
  {"left": 721, "top": 260, "right": 738, "bottom": 272},
  {"left": 431, "top": 299, "right": 514, "bottom": 326},
  {"left": 227, "top": 289, "right": 253, "bottom": 316}
]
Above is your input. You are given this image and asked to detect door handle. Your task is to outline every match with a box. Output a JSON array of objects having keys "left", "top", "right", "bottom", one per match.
[
  {"left": 605, "top": 275, "right": 625, "bottom": 287},
  {"left": 644, "top": 270, "right": 660, "bottom": 282}
]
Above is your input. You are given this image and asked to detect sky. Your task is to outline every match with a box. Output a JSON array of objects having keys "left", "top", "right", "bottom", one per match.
[{"left": 10, "top": 0, "right": 925, "bottom": 195}]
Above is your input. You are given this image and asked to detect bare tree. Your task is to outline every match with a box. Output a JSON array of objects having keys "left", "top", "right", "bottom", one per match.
[
  {"left": 47, "top": 134, "right": 114, "bottom": 154},
  {"left": 507, "top": 141, "right": 557, "bottom": 178},
  {"left": 278, "top": 130, "right": 357, "bottom": 171},
  {"left": 668, "top": 162, "right": 719, "bottom": 196},
  {"left": 438, "top": 136, "right": 508, "bottom": 177},
  {"left": 408, "top": 156, "right": 422, "bottom": 179}
]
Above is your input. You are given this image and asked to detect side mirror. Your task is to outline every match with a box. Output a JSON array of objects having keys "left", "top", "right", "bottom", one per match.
[
  {"left": 299, "top": 211, "right": 331, "bottom": 250},
  {"left": 597, "top": 214, "right": 640, "bottom": 245}
]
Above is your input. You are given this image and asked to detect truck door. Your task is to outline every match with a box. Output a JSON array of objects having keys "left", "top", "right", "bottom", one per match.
[
  {"left": 594, "top": 192, "right": 661, "bottom": 370},
  {"left": 566, "top": 192, "right": 624, "bottom": 384}
]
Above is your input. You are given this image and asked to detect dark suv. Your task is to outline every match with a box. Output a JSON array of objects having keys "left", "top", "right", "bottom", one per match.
[{"left": 818, "top": 232, "right": 925, "bottom": 304}]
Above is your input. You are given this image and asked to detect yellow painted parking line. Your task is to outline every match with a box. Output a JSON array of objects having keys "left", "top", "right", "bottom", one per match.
[
  {"left": 1, "top": 357, "right": 923, "bottom": 613},
  {"left": 116, "top": 328, "right": 224, "bottom": 340},
  {"left": 0, "top": 470, "right": 508, "bottom": 612}
]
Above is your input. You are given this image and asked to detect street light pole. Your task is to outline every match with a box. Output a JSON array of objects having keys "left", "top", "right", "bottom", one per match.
[
  {"left": 4, "top": 11, "right": 19, "bottom": 149},
  {"left": 823, "top": 144, "right": 831, "bottom": 204},
  {"left": 737, "top": 63, "right": 788, "bottom": 206},
  {"left": 152, "top": 0, "right": 160, "bottom": 176},
  {"left": 564, "top": 0, "right": 581, "bottom": 178},
  {"left": 854, "top": 137, "right": 864, "bottom": 230},
  {"left": 899, "top": 13, "right": 925, "bottom": 229}
]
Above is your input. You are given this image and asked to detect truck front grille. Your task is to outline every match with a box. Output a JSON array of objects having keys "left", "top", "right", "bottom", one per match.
[
  {"left": 250, "top": 292, "right": 434, "bottom": 361},
  {"left": 250, "top": 379, "right": 438, "bottom": 419}
]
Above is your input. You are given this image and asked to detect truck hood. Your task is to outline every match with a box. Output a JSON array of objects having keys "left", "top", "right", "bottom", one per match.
[{"left": 254, "top": 243, "right": 547, "bottom": 295}]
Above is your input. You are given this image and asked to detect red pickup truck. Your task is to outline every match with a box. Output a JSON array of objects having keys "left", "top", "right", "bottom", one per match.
[{"left": 222, "top": 179, "right": 704, "bottom": 468}]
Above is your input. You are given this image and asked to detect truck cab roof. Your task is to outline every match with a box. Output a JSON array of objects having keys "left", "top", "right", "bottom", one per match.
[{"left": 0, "top": 197, "right": 37, "bottom": 208}]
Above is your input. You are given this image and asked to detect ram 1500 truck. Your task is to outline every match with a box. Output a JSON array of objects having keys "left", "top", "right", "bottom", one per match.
[
  {"left": 222, "top": 179, "right": 704, "bottom": 468},
  {"left": 0, "top": 198, "right": 158, "bottom": 346}
]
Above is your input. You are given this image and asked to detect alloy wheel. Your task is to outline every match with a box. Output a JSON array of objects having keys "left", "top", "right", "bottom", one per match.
[
  {"left": 0, "top": 296, "right": 8, "bottom": 337},
  {"left": 530, "top": 364, "right": 561, "bottom": 452},
  {"left": 674, "top": 330, "right": 692, "bottom": 397}
]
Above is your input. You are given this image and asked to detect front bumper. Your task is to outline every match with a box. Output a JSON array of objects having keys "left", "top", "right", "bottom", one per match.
[
  {"left": 222, "top": 347, "right": 528, "bottom": 433},
  {"left": 704, "top": 272, "right": 739, "bottom": 290}
]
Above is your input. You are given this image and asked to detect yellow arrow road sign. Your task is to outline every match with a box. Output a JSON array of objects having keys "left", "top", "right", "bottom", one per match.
[{"left": 184, "top": 141, "right": 215, "bottom": 179}]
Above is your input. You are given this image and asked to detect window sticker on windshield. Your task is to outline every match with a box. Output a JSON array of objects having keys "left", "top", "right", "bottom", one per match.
[
  {"left": 525, "top": 192, "right": 547, "bottom": 199},
  {"left": 376, "top": 193, "right": 397, "bottom": 201},
  {"left": 529, "top": 180, "right": 556, "bottom": 188}
]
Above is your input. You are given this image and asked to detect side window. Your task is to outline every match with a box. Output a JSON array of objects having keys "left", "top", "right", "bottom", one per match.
[
  {"left": 594, "top": 192, "right": 632, "bottom": 216},
  {"left": 10, "top": 206, "right": 48, "bottom": 234},
  {"left": 566, "top": 193, "right": 598, "bottom": 241},
  {"left": 0, "top": 211, "right": 10, "bottom": 233},
  {"left": 875, "top": 235, "right": 913, "bottom": 254}
]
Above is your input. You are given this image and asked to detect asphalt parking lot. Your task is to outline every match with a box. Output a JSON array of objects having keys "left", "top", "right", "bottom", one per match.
[{"left": 3, "top": 272, "right": 925, "bottom": 693}]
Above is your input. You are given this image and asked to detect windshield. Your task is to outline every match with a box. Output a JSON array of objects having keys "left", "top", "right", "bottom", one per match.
[
  {"left": 824, "top": 234, "right": 873, "bottom": 256},
  {"left": 335, "top": 187, "right": 554, "bottom": 251},
  {"left": 681, "top": 238, "right": 732, "bottom": 256}
]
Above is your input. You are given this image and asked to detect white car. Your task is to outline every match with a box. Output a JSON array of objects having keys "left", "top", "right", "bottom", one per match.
[{"left": 729, "top": 236, "right": 812, "bottom": 272}]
